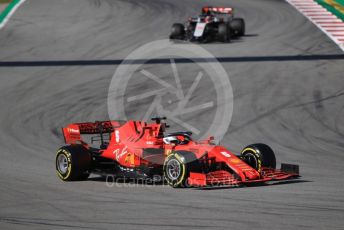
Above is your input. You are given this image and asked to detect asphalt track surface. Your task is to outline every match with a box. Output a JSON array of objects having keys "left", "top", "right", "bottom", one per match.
[{"left": 1, "top": 0, "right": 344, "bottom": 229}]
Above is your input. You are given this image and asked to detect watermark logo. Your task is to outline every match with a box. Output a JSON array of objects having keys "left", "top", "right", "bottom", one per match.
[
  {"left": 108, "top": 39, "right": 233, "bottom": 142},
  {"left": 104, "top": 175, "right": 240, "bottom": 189}
]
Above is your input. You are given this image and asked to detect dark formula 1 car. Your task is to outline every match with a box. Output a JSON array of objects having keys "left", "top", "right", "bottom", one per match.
[
  {"left": 56, "top": 117, "right": 299, "bottom": 188},
  {"left": 170, "top": 6, "right": 245, "bottom": 43}
]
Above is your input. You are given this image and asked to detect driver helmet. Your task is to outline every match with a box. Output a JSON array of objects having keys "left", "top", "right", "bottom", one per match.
[
  {"left": 205, "top": 15, "right": 212, "bottom": 23},
  {"left": 163, "top": 136, "right": 179, "bottom": 145}
]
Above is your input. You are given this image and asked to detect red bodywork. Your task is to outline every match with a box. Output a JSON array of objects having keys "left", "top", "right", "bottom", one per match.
[
  {"left": 202, "top": 7, "right": 233, "bottom": 14},
  {"left": 62, "top": 120, "right": 299, "bottom": 187}
]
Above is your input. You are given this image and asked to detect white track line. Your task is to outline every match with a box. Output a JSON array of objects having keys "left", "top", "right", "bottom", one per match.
[
  {"left": 286, "top": 0, "right": 344, "bottom": 52},
  {"left": 0, "top": 0, "right": 27, "bottom": 30}
]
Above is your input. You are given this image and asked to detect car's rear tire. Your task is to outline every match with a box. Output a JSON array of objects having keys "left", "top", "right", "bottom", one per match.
[
  {"left": 163, "top": 151, "right": 200, "bottom": 188},
  {"left": 56, "top": 145, "right": 91, "bottom": 181},
  {"left": 229, "top": 18, "right": 245, "bottom": 36},
  {"left": 241, "top": 143, "right": 276, "bottom": 172},
  {"left": 218, "top": 23, "right": 230, "bottom": 42},
  {"left": 170, "top": 23, "right": 185, "bottom": 39}
]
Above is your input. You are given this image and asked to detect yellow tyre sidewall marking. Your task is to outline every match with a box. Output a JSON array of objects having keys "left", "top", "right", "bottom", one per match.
[
  {"left": 164, "top": 152, "right": 186, "bottom": 187},
  {"left": 56, "top": 149, "right": 72, "bottom": 180},
  {"left": 242, "top": 148, "right": 262, "bottom": 172},
  {"left": 174, "top": 153, "right": 186, "bottom": 186},
  {"left": 163, "top": 154, "right": 175, "bottom": 186}
]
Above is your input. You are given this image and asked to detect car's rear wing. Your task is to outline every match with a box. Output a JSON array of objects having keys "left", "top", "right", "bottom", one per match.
[
  {"left": 202, "top": 7, "right": 233, "bottom": 14},
  {"left": 62, "top": 121, "right": 122, "bottom": 144}
]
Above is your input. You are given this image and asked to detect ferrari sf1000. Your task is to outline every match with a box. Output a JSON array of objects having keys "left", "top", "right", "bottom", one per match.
[{"left": 56, "top": 117, "right": 299, "bottom": 188}]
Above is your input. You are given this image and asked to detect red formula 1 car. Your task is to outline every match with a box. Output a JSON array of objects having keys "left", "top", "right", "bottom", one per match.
[{"left": 56, "top": 117, "right": 299, "bottom": 188}]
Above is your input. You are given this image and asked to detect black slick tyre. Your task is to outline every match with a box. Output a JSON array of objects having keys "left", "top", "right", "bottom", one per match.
[
  {"left": 56, "top": 145, "right": 91, "bottom": 181},
  {"left": 170, "top": 23, "right": 185, "bottom": 39},
  {"left": 241, "top": 143, "right": 276, "bottom": 172},
  {"left": 218, "top": 23, "right": 230, "bottom": 42},
  {"left": 229, "top": 18, "right": 245, "bottom": 36},
  {"left": 163, "top": 151, "right": 200, "bottom": 188}
]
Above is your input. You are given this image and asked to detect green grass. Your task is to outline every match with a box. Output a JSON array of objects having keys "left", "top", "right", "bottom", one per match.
[
  {"left": 315, "top": 0, "right": 344, "bottom": 21},
  {"left": 0, "top": 0, "right": 11, "bottom": 3}
]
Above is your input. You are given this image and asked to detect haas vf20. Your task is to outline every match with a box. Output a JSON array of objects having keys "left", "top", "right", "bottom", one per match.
[{"left": 170, "top": 6, "right": 245, "bottom": 43}]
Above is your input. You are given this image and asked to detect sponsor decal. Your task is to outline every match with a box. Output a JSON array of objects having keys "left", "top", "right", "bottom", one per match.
[
  {"left": 230, "top": 158, "right": 241, "bottom": 163},
  {"left": 68, "top": 128, "right": 79, "bottom": 133},
  {"left": 125, "top": 153, "right": 135, "bottom": 165},
  {"left": 220, "top": 151, "right": 231, "bottom": 158},
  {"left": 113, "top": 146, "right": 128, "bottom": 161},
  {"left": 211, "top": 7, "right": 232, "bottom": 13},
  {"left": 115, "top": 130, "right": 120, "bottom": 142}
]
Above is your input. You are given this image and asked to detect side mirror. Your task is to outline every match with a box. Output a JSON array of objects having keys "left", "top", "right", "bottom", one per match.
[
  {"left": 207, "top": 136, "right": 215, "bottom": 145},
  {"left": 198, "top": 136, "right": 215, "bottom": 145}
]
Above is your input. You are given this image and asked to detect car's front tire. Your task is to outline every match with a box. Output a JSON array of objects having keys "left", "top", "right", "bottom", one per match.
[
  {"left": 229, "top": 18, "right": 245, "bottom": 36},
  {"left": 170, "top": 23, "right": 185, "bottom": 40},
  {"left": 241, "top": 143, "right": 276, "bottom": 172},
  {"left": 56, "top": 145, "right": 91, "bottom": 181},
  {"left": 218, "top": 23, "right": 231, "bottom": 42}
]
